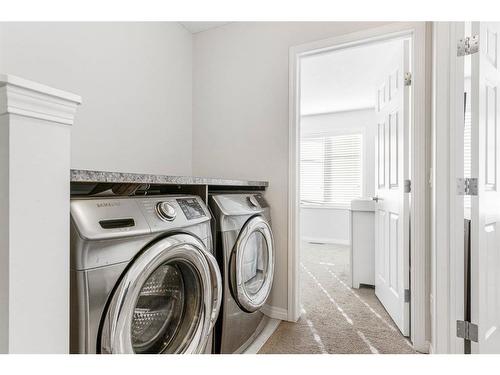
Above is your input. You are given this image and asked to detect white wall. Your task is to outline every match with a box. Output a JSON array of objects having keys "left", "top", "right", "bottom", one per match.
[
  {"left": 0, "top": 22, "right": 193, "bottom": 175},
  {"left": 300, "top": 108, "right": 376, "bottom": 246},
  {"left": 300, "top": 207, "right": 351, "bottom": 245},
  {"left": 192, "top": 22, "right": 390, "bottom": 312}
]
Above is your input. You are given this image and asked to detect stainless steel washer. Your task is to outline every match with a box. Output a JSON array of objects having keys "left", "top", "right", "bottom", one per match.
[
  {"left": 70, "top": 195, "right": 222, "bottom": 354},
  {"left": 209, "top": 193, "right": 275, "bottom": 353}
]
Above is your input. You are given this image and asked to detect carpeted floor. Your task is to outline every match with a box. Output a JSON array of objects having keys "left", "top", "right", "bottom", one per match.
[{"left": 258, "top": 242, "right": 417, "bottom": 354}]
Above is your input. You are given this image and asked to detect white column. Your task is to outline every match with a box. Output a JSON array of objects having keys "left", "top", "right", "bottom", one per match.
[{"left": 0, "top": 74, "right": 81, "bottom": 353}]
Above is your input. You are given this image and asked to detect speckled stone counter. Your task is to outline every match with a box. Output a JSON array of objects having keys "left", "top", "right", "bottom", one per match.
[{"left": 70, "top": 169, "right": 268, "bottom": 187}]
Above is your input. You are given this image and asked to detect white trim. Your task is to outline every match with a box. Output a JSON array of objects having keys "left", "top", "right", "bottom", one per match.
[
  {"left": 288, "top": 38, "right": 301, "bottom": 323},
  {"left": 0, "top": 74, "right": 81, "bottom": 125},
  {"left": 301, "top": 128, "right": 366, "bottom": 138},
  {"left": 301, "top": 236, "right": 350, "bottom": 246},
  {"left": 449, "top": 22, "right": 465, "bottom": 355},
  {"left": 431, "top": 22, "right": 465, "bottom": 354},
  {"left": 0, "top": 73, "right": 81, "bottom": 103},
  {"left": 288, "top": 22, "right": 430, "bottom": 352},
  {"left": 300, "top": 203, "right": 351, "bottom": 210},
  {"left": 261, "top": 304, "right": 289, "bottom": 320},
  {"left": 301, "top": 106, "right": 375, "bottom": 117},
  {"left": 410, "top": 21, "right": 432, "bottom": 354}
]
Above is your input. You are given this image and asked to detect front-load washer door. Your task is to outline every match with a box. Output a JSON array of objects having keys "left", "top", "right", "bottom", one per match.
[
  {"left": 229, "top": 215, "right": 275, "bottom": 313},
  {"left": 100, "top": 234, "right": 221, "bottom": 354}
]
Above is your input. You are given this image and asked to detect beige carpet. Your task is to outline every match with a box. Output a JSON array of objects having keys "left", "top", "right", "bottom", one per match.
[{"left": 258, "top": 242, "right": 417, "bottom": 354}]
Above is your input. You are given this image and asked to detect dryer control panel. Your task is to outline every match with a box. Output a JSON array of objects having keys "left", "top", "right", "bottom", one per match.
[{"left": 177, "top": 198, "right": 206, "bottom": 220}]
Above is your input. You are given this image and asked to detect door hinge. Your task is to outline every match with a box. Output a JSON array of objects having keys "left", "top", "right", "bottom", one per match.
[
  {"left": 457, "top": 177, "right": 478, "bottom": 196},
  {"left": 456, "top": 320, "right": 478, "bottom": 342},
  {"left": 404, "top": 72, "right": 412, "bottom": 86},
  {"left": 404, "top": 179, "right": 411, "bottom": 193},
  {"left": 404, "top": 289, "right": 411, "bottom": 303},
  {"left": 457, "top": 35, "right": 479, "bottom": 56}
]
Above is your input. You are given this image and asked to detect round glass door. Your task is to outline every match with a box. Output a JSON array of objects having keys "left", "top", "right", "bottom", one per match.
[
  {"left": 100, "top": 234, "right": 221, "bottom": 354},
  {"left": 230, "top": 216, "right": 274, "bottom": 313},
  {"left": 131, "top": 261, "right": 201, "bottom": 354}
]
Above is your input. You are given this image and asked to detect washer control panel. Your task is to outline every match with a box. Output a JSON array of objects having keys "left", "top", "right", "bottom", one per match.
[
  {"left": 155, "top": 201, "right": 177, "bottom": 222},
  {"left": 71, "top": 195, "right": 211, "bottom": 241},
  {"left": 177, "top": 198, "right": 206, "bottom": 220}
]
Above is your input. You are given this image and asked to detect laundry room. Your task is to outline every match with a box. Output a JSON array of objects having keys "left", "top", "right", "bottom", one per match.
[
  {"left": 1, "top": 20, "right": 414, "bottom": 356},
  {"left": 1, "top": 2, "right": 500, "bottom": 374}
]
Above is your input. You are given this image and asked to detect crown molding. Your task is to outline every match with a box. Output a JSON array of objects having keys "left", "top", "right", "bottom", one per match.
[{"left": 0, "top": 74, "right": 82, "bottom": 125}]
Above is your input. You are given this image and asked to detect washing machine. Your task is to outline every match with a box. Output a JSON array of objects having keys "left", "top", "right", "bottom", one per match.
[
  {"left": 209, "top": 193, "right": 275, "bottom": 354},
  {"left": 70, "top": 195, "right": 222, "bottom": 354}
]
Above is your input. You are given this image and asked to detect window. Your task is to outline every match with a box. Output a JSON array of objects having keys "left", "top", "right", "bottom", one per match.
[{"left": 300, "top": 133, "right": 363, "bottom": 207}]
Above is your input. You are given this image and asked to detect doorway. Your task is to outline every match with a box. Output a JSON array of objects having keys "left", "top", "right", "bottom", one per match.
[
  {"left": 298, "top": 37, "right": 411, "bottom": 354},
  {"left": 285, "top": 23, "right": 429, "bottom": 353}
]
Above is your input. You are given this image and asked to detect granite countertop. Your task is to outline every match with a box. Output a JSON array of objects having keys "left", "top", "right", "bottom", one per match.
[{"left": 70, "top": 169, "right": 269, "bottom": 187}]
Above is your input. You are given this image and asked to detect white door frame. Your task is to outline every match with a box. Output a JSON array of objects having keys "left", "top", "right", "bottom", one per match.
[
  {"left": 431, "top": 22, "right": 466, "bottom": 354},
  {"left": 288, "top": 22, "right": 430, "bottom": 353}
]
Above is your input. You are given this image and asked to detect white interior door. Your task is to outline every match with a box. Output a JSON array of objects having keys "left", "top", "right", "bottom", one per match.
[
  {"left": 374, "top": 39, "right": 410, "bottom": 336},
  {"left": 470, "top": 21, "right": 500, "bottom": 353}
]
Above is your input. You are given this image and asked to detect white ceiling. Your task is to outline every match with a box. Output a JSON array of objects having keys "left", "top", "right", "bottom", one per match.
[
  {"left": 300, "top": 39, "right": 402, "bottom": 115},
  {"left": 179, "top": 22, "right": 230, "bottom": 34}
]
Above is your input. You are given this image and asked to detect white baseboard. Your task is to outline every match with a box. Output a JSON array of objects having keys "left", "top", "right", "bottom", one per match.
[
  {"left": 261, "top": 304, "right": 288, "bottom": 320},
  {"left": 301, "top": 236, "right": 350, "bottom": 246}
]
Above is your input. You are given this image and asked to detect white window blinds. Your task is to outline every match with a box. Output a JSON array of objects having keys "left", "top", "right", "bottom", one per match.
[{"left": 300, "top": 133, "right": 363, "bottom": 207}]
